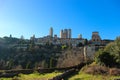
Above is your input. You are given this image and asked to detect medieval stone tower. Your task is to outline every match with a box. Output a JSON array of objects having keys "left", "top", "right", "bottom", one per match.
[{"left": 91, "top": 32, "right": 101, "bottom": 44}]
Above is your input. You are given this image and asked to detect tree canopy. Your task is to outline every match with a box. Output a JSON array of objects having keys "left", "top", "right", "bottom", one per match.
[{"left": 95, "top": 37, "right": 120, "bottom": 68}]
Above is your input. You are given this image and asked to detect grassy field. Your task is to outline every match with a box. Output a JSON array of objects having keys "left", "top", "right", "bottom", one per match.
[
  {"left": 0, "top": 71, "right": 62, "bottom": 80},
  {"left": 0, "top": 70, "right": 120, "bottom": 80},
  {"left": 69, "top": 72, "right": 120, "bottom": 80}
]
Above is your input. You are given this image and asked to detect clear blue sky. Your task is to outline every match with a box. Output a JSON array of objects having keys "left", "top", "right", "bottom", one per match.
[{"left": 0, "top": 0, "right": 120, "bottom": 40}]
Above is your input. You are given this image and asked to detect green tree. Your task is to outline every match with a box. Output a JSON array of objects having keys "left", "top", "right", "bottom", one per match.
[
  {"left": 95, "top": 50, "right": 116, "bottom": 67},
  {"left": 8, "top": 59, "right": 14, "bottom": 69},
  {"left": 41, "top": 60, "right": 48, "bottom": 68},
  {"left": 26, "top": 62, "right": 31, "bottom": 69},
  {"left": 62, "top": 45, "right": 67, "bottom": 50},
  {"left": 77, "top": 42, "right": 83, "bottom": 47},
  {"left": 95, "top": 37, "right": 120, "bottom": 67},
  {"left": 114, "top": 37, "right": 120, "bottom": 64},
  {"left": 84, "top": 39, "right": 88, "bottom": 45},
  {"left": 49, "top": 57, "right": 53, "bottom": 68}
]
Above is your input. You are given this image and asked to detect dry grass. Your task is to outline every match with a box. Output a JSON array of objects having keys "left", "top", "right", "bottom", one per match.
[
  {"left": 84, "top": 65, "right": 109, "bottom": 75},
  {"left": 69, "top": 72, "right": 120, "bottom": 80},
  {"left": 81, "top": 63, "right": 120, "bottom": 76},
  {"left": 109, "top": 68, "right": 120, "bottom": 76},
  {"left": 69, "top": 63, "right": 120, "bottom": 80}
]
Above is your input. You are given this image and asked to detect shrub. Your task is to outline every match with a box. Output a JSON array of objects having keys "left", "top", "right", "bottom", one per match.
[
  {"left": 95, "top": 50, "right": 116, "bottom": 67},
  {"left": 109, "top": 68, "right": 120, "bottom": 76},
  {"left": 82, "top": 65, "right": 109, "bottom": 75}
]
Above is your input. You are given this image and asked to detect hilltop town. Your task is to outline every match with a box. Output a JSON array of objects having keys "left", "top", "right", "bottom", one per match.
[
  {"left": 1, "top": 0, "right": 120, "bottom": 79},
  {"left": 20, "top": 27, "right": 114, "bottom": 57},
  {"left": 0, "top": 27, "right": 114, "bottom": 69},
  {"left": 21, "top": 27, "right": 113, "bottom": 48},
  {"left": 30, "top": 27, "right": 113, "bottom": 47},
  {"left": 0, "top": 27, "right": 120, "bottom": 80},
  {"left": 0, "top": 27, "right": 114, "bottom": 59}
]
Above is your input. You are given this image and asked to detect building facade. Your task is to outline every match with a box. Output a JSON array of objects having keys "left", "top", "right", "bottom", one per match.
[
  {"left": 60, "top": 29, "right": 72, "bottom": 39},
  {"left": 49, "top": 27, "right": 53, "bottom": 37},
  {"left": 91, "top": 32, "right": 101, "bottom": 45}
]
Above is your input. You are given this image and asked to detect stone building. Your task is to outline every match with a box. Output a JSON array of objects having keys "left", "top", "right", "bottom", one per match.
[
  {"left": 60, "top": 29, "right": 72, "bottom": 39},
  {"left": 60, "top": 30, "right": 63, "bottom": 38},
  {"left": 91, "top": 32, "right": 101, "bottom": 45},
  {"left": 49, "top": 27, "right": 53, "bottom": 37},
  {"left": 68, "top": 29, "right": 71, "bottom": 38}
]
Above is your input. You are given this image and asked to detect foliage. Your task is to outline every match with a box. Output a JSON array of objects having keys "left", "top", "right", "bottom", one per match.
[
  {"left": 84, "top": 39, "right": 88, "bottom": 45},
  {"left": 62, "top": 45, "right": 67, "bottom": 50},
  {"left": 0, "top": 37, "right": 61, "bottom": 69},
  {"left": 95, "top": 37, "right": 120, "bottom": 67},
  {"left": 77, "top": 42, "right": 83, "bottom": 47},
  {"left": 95, "top": 50, "right": 116, "bottom": 67},
  {"left": 0, "top": 36, "right": 84, "bottom": 69}
]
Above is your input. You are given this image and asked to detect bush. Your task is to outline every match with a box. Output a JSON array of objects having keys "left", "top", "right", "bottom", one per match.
[
  {"left": 109, "top": 68, "right": 120, "bottom": 76},
  {"left": 95, "top": 37, "right": 120, "bottom": 68},
  {"left": 82, "top": 65, "right": 109, "bottom": 75},
  {"left": 95, "top": 50, "right": 116, "bottom": 67}
]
